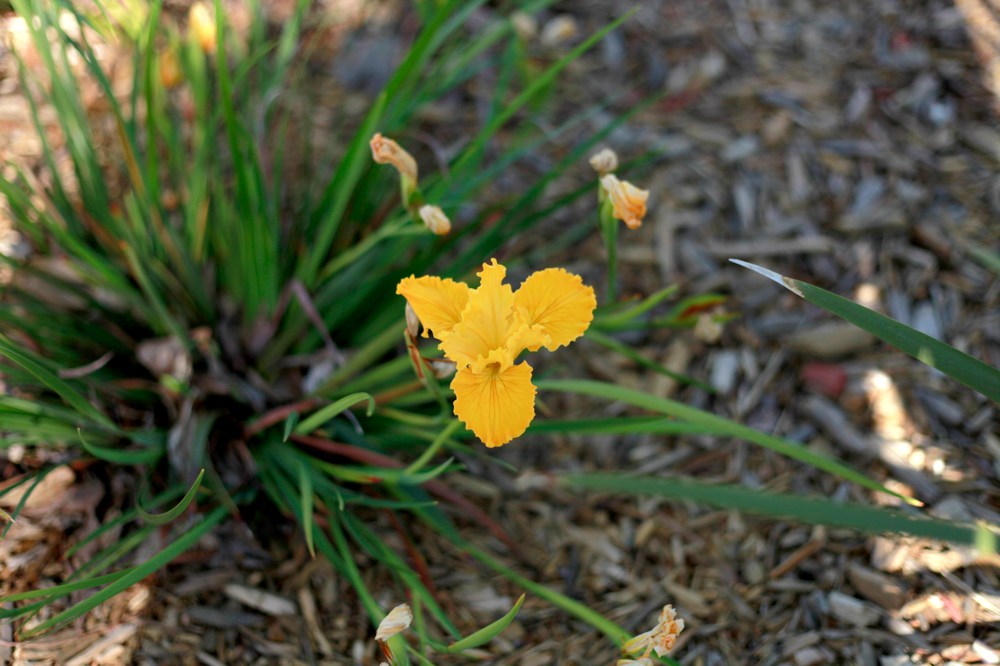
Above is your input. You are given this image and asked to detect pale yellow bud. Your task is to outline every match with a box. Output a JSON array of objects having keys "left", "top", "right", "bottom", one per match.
[
  {"left": 511, "top": 11, "right": 538, "bottom": 40},
  {"left": 600, "top": 174, "right": 649, "bottom": 230},
  {"left": 189, "top": 2, "right": 217, "bottom": 54},
  {"left": 375, "top": 603, "right": 412, "bottom": 642},
  {"left": 540, "top": 14, "right": 578, "bottom": 48},
  {"left": 370, "top": 133, "right": 418, "bottom": 183},
  {"left": 418, "top": 204, "right": 451, "bottom": 235},
  {"left": 589, "top": 148, "right": 618, "bottom": 175}
]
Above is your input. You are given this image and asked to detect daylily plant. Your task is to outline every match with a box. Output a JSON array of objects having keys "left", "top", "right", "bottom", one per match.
[{"left": 397, "top": 259, "right": 596, "bottom": 447}]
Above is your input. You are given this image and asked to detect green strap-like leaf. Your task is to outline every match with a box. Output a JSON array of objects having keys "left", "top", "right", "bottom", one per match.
[
  {"left": 446, "top": 593, "right": 526, "bottom": 653},
  {"left": 22, "top": 505, "right": 229, "bottom": 637},
  {"left": 0, "top": 336, "right": 117, "bottom": 431},
  {"left": 536, "top": 378, "right": 920, "bottom": 506},
  {"left": 731, "top": 259, "right": 1000, "bottom": 403},
  {"left": 78, "top": 428, "right": 164, "bottom": 465},
  {"left": 294, "top": 392, "right": 375, "bottom": 435},
  {"left": 564, "top": 473, "right": 997, "bottom": 551},
  {"left": 135, "top": 470, "right": 205, "bottom": 526}
]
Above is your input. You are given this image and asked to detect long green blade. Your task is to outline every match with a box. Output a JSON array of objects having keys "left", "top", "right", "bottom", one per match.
[
  {"left": 564, "top": 473, "right": 996, "bottom": 551},
  {"left": 22, "top": 505, "right": 229, "bottom": 637},
  {"left": 536, "top": 378, "right": 919, "bottom": 506},
  {"left": 731, "top": 260, "right": 1000, "bottom": 402}
]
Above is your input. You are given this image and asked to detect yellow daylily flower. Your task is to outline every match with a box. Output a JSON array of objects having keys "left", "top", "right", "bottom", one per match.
[
  {"left": 397, "top": 259, "right": 596, "bottom": 448},
  {"left": 600, "top": 173, "right": 649, "bottom": 229}
]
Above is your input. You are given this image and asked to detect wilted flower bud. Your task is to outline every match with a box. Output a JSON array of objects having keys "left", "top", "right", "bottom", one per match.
[
  {"left": 375, "top": 603, "right": 412, "bottom": 642},
  {"left": 370, "top": 133, "right": 418, "bottom": 183},
  {"left": 622, "top": 604, "right": 684, "bottom": 658},
  {"left": 589, "top": 148, "right": 619, "bottom": 175},
  {"left": 418, "top": 204, "right": 451, "bottom": 235},
  {"left": 600, "top": 174, "right": 649, "bottom": 230},
  {"left": 188, "top": 2, "right": 217, "bottom": 54},
  {"left": 405, "top": 303, "right": 421, "bottom": 338},
  {"left": 159, "top": 49, "right": 182, "bottom": 89}
]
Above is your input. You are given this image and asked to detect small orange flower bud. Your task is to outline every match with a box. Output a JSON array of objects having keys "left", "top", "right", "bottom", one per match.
[
  {"left": 370, "top": 133, "right": 418, "bottom": 183},
  {"left": 600, "top": 174, "right": 649, "bottom": 230},
  {"left": 189, "top": 2, "right": 217, "bottom": 54},
  {"left": 589, "top": 148, "right": 618, "bottom": 175},
  {"left": 418, "top": 204, "right": 451, "bottom": 235},
  {"left": 159, "top": 49, "right": 183, "bottom": 89}
]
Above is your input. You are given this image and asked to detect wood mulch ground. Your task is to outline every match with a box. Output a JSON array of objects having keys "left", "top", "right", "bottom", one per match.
[{"left": 1, "top": 1, "right": 999, "bottom": 664}]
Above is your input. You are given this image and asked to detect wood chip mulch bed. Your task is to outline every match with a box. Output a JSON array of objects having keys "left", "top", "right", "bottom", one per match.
[{"left": 2, "top": 1, "right": 999, "bottom": 664}]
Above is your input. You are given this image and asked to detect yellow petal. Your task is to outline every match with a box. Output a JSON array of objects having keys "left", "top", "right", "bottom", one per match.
[
  {"left": 439, "top": 259, "right": 519, "bottom": 370},
  {"left": 451, "top": 362, "right": 536, "bottom": 447},
  {"left": 513, "top": 268, "right": 596, "bottom": 351},
  {"left": 396, "top": 276, "right": 470, "bottom": 339},
  {"left": 600, "top": 174, "right": 649, "bottom": 229}
]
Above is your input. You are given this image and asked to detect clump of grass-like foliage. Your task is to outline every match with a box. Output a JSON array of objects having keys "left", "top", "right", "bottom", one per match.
[{"left": 0, "top": 1, "right": 996, "bottom": 662}]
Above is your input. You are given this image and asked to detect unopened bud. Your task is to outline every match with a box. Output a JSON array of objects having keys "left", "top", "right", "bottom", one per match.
[
  {"left": 159, "top": 49, "right": 183, "bottom": 89},
  {"left": 540, "top": 14, "right": 578, "bottom": 48},
  {"left": 418, "top": 204, "right": 451, "bottom": 235},
  {"left": 405, "top": 303, "right": 421, "bottom": 338},
  {"left": 511, "top": 11, "right": 538, "bottom": 40},
  {"left": 188, "top": 2, "right": 217, "bottom": 54},
  {"left": 375, "top": 603, "right": 412, "bottom": 642},
  {"left": 589, "top": 148, "right": 618, "bottom": 175}
]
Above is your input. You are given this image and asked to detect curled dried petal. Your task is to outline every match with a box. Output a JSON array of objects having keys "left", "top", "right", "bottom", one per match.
[
  {"left": 370, "top": 133, "right": 418, "bottom": 182},
  {"left": 375, "top": 604, "right": 412, "bottom": 642}
]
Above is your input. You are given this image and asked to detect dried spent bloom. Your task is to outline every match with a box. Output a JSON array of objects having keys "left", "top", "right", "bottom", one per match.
[
  {"left": 188, "top": 2, "right": 217, "bottom": 54},
  {"left": 375, "top": 604, "right": 413, "bottom": 642},
  {"left": 600, "top": 174, "right": 649, "bottom": 230},
  {"left": 370, "top": 133, "right": 418, "bottom": 183},
  {"left": 589, "top": 148, "right": 619, "bottom": 175},
  {"left": 397, "top": 259, "right": 596, "bottom": 447},
  {"left": 617, "top": 659, "right": 656, "bottom": 666},
  {"left": 622, "top": 604, "right": 684, "bottom": 658},
  {"left": 418, "top": 204, "right": 451, "bottom": 235}
]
